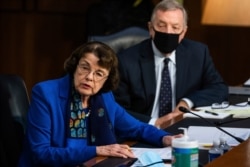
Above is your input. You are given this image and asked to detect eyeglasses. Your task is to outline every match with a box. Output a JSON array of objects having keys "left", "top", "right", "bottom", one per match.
[
  {"left": 211, "top": 101, "right": 230, "bottom": 109},
  {"left": 77, "top": 64, "right": 108, "bottom": 82},
  {"left": 211, "top": 101, "right": 250, "bottom": 109}
]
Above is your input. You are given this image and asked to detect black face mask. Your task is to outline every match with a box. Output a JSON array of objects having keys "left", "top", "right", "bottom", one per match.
[{"left": 153, "top": 29, "right": 180, "bottom": 54}]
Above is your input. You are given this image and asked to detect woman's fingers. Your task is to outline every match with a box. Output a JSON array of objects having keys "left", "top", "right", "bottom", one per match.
[{"left": 96, "top": 144, "right": 136, "bottom": 158}]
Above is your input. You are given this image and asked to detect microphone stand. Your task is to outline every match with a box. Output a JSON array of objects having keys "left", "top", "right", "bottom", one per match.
[{"left": 179, "top": 106, "right": 244, "bottom": 143}]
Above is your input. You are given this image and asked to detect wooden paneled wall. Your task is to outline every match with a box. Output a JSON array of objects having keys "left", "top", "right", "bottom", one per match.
[
  {"left": 1, "top": 0, "right": 250, "bottom": 96},
  {"left": 0, "top": 0, "right": 99, "bottom": 95},
  {"left": 184, "top": 0, "right": 250, "bottom": 86}
]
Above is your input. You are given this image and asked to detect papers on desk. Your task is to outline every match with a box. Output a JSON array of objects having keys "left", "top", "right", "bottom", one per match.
[
  {"left": 213, "top": 104, "right": 250, "bottom": 118},
  {"left": 184, "top": 109, "right": 231, "bottom": 119},
  {"left": 222, "top": 108, "right": 250, "bottom": 118},
  {"left": 187, "top": 126, "right": 250, "bottom": 148},
  {"left": 194, "top": 105, "right": 250, "bottom": 118}
]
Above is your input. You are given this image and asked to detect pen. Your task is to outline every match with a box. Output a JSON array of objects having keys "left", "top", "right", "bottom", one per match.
[{"left": 205, "top": 110, "right": 218, "bottom": 116}]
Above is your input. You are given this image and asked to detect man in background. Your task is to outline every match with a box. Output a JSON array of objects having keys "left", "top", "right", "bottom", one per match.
[{"left": 113, "top": 0, "right": 228, "bottom": 129}]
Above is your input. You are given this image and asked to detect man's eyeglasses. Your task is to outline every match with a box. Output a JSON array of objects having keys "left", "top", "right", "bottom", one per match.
[
  {"left": 77, "top": 64, "right": 108, "bottom": 82},
  {"left": 211, "top": 101, "right": 230, "bottom": 109},
  {"left": 211, "top": 101, "right": 249, "bottom": 109}
]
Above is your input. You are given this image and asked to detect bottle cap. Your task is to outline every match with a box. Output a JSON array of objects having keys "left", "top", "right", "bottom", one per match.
[
  {"left": 219, "top": 136, "right": 227, "bottom": 142},
  {"left": 213, "top": 139, "right": 220, "bottom": 146},
  {"left": 172, "top": 127, "right": 198, "bottom": 148}
]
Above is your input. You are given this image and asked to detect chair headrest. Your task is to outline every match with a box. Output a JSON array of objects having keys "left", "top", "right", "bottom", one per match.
[{"left": 88, "top": 26, "right": 149, "bottom": 53}]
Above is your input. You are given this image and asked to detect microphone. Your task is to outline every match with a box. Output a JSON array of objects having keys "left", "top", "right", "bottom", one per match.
[{"left": 179, "top": 106, "right": 245, "bottom": 143}]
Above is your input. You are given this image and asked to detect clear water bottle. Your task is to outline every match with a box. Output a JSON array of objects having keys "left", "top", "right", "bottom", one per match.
[
  {"left": 219, "top": 137, "right": 231, "bottom": 154},
  {"left": 208, "top": 140, "right": 223, "bottom": 162}
]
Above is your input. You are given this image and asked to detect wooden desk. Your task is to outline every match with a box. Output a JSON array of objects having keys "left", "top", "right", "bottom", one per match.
[{"left": 205, "top": 138, "right": 250, "bottom": 167}]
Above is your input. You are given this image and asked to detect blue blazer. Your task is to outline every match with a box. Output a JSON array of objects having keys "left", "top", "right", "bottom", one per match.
[
  {"left": 18, "top": 75, "right": 169, "bottom": 167},
  {"left": 114, "top": 39, "right": 228, "bottom": 122}
]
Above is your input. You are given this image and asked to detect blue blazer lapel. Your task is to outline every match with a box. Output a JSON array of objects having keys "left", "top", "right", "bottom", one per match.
[{"left": 58, "top": 75, "right": 72, "bottom": 114}]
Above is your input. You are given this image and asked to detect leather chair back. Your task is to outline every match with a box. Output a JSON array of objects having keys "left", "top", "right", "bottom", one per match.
[
  {"left": 0, "top": 74, "right": 29, "bottom": 167},
  {"left": 88, "top": 26, "right": 149, "bottom": 54}
]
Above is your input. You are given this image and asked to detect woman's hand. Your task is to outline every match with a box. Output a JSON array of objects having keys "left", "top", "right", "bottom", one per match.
[
  {"left": 96, "top": 144, "right": 136, "bottom": 158},
  {"left": 162, "top": 134, "right": 183, "bottom": 146}
]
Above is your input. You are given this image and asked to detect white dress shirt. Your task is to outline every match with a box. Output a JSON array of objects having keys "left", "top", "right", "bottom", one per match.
[{"left": 149, "top": 41, "right": 193, "bottom": 125}]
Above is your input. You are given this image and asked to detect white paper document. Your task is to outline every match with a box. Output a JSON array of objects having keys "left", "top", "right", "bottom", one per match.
[
  {"left": 193, "top": 105, "right": 250, "bottom": 118},
  {"left": 187, "top": 126, "right": 250, "bottom": 147},
  {"left": 184, "top": 110, "right": 231, "bottom": 119}
]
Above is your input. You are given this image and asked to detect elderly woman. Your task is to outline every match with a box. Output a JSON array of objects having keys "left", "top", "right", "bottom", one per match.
[{"left": 18, "top": 41, "right": 181, "bottom": 167}]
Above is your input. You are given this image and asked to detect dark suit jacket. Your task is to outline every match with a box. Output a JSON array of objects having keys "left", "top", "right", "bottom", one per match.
[{"left": 113, "top": 39, "right": 228, "bottom": 122}]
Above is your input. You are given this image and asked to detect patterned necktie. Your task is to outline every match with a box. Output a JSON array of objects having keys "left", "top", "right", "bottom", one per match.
[{"left": 159, "top": 58, "right": 172, "bottom": 117}]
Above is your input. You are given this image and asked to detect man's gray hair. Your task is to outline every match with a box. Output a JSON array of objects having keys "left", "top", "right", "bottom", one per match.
[{"left": 151, "top": 0, "right": 188, "bottom": 27}]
